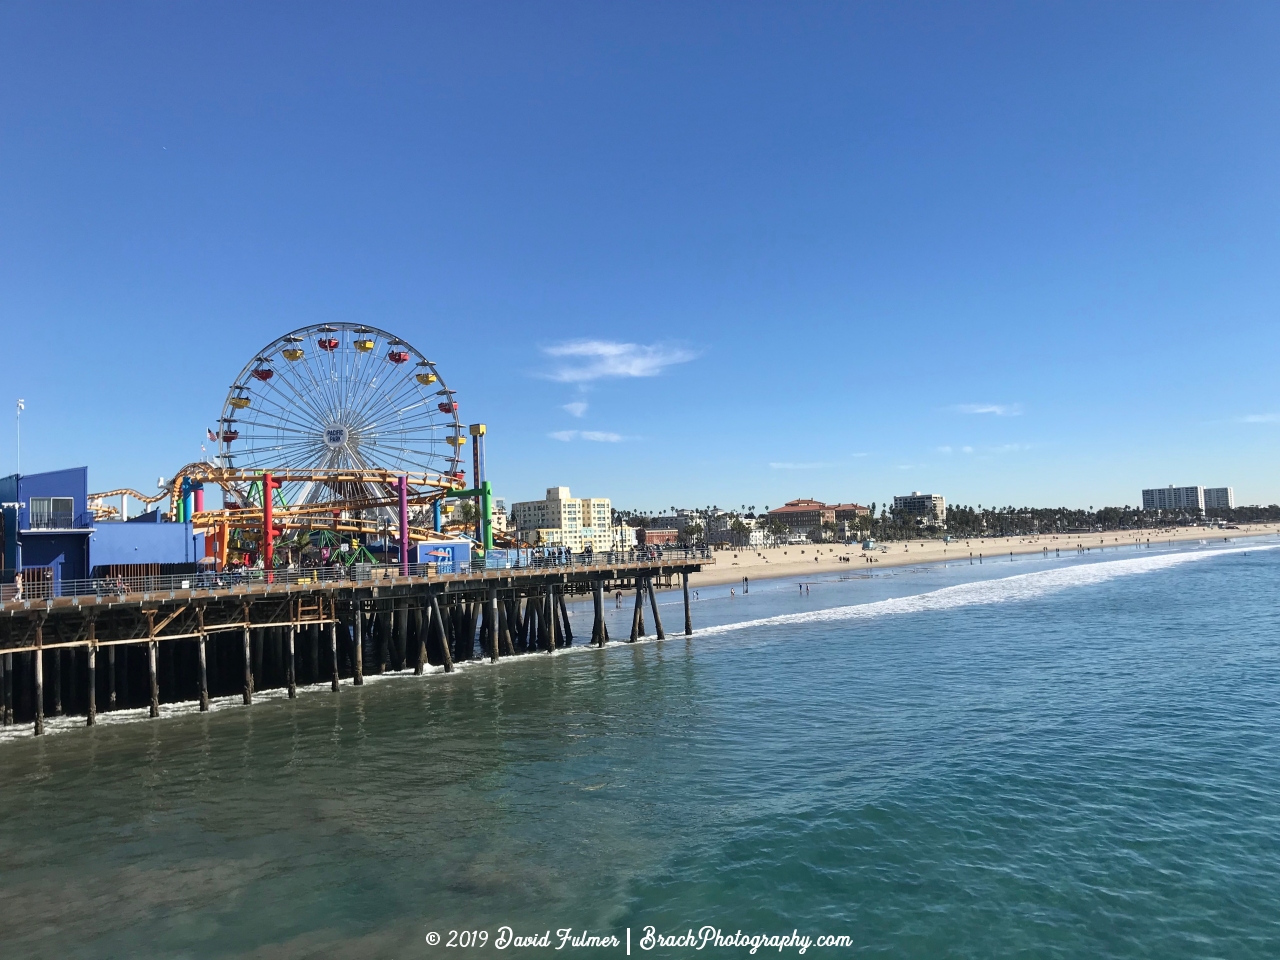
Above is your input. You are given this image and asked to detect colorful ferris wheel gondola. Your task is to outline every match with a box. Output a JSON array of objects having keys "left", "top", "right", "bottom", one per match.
[{"left": 213, "top": 321, "right": 463, "bottom": 513}]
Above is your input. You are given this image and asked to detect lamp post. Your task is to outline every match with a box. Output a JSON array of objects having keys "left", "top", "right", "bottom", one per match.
[{"left": 15, "top": 399, "right": 23, "bottom": 473}]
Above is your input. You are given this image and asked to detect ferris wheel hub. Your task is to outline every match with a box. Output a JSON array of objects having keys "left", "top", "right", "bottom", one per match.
[{"left": 323, "top": 424, "right": 350, "bottom": 450}]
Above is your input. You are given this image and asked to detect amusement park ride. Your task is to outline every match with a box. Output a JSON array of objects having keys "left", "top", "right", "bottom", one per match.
[{"left": 87, "top": 322, "right": 503, "bottom": 571}]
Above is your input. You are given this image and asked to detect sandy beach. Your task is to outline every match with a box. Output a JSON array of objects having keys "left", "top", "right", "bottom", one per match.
[{"left": 683, "top": 524, "right": 1280, "bottom": 590}]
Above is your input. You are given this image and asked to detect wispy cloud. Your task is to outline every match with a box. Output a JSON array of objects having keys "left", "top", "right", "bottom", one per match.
[
  {"left": 1239, "top": 413, "right": 1280, "bottom": 423},
  {"left": 937, "top": 445, "right": 953, "bottom": 454},
  {"left": 549, "top": 429, "right": 623, "bottom": 442},
  {"left": 562, "top": 401, "right": 588, "bottom": 417},
  {"left": 769, "top": 461, "right": 827, "bottom": 470},
  {"left": 962, "top": 445, "right": 974, "bottom": 454},
  {"left": 953, "top": 403, "right": 1022, "bottom": 416},
  {"left": 542, "top": 340, "right": 697, "bottom": 382}
]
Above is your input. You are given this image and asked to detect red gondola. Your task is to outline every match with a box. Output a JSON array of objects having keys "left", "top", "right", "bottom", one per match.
[
  {"left": 221, "top": 430, "right": 239, "bottom": 442},
  {"left": 318, "top": 337, "right": 340, "bottom": 351},
  {"left": 387, "top": 350, "right": 410, "bottom": 364},
  {"left": 452, "top": 470, "right": 466, "bottom": 481},
  {"left": 251, "top": 368, "right": 273, "bottom": 381},
  {"left": 437, "top": 401, "right": 457, "bottom": 413}
]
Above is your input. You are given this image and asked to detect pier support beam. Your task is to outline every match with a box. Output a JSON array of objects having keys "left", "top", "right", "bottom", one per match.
[
  {"left": 53, "top": 644, "right": 63, "bottom": 716},
  {"left": 353, "top": 598, "right": 364, "bottom": 685},
  {"left": 647, "top": 577, "right": 665, "bottom": 640},
  {"left": 197, "top": 609, "right": 209, "bottom": 712},
  {"left": 147, "top": 613, "right": 160, "bottom": 718},
  {"left": 683, "top": 572, "right": 692, "bottom": 636},
  {"left": 429, "top": 592, "right": 452, "bottom": 672},
  {"left": 558, "top": 590, "right": 573, "bottom": 647},
  {"left": 34, "top": 620, "right": 44, "bottom": 735},
  {"left": 86, "top": 619, "right": 97, "bottom": 726},
  {"left": 242, "top": 609, "right": 253, "bottom": 705},
  {"left": 287, "top": 618, "right": 297, "bottom": 699},
  {"left": 411, "top": 601, "right": 425, "bottom": 674},
  {"left": 546, "top": 589, "right": 557, "bottom": 652},
  {"left": 2, "top": 653, "right": 12, "bottom": 725},
  {"left": 107, "top": 646, "right": 116, "bottom": 710},
  {"left": 630, "top": 581, "right": 645, "bottom": 642},
  {"left": 488, "top": 586, "right": 500, "bottom": 663},
  {"left": 330, "top": 610, "right": 340, "bottom": 691}
]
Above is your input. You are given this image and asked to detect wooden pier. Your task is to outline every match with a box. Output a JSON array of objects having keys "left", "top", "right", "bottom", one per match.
[{"left": 0, "top": 553, "right": 709, "bottom": 735}]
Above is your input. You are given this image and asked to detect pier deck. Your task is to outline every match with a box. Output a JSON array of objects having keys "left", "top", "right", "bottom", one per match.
[{"left": 0, "top": 548, "right": 711, "bottom": 735}]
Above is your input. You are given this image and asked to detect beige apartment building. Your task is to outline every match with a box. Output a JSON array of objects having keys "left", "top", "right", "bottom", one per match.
[{"left": 510, "top": 486, "right": 616, "bottom": 552}]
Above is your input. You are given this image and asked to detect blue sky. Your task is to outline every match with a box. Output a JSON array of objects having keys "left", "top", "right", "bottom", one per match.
[{"left": 2, "top": 2, "right": 1278, "bottom": 511}]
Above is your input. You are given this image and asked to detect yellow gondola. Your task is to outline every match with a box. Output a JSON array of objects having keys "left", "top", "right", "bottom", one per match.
[
  {"left": 355, "top": 338, "right": 376, "bottom": 352},
  {"left": 282, "top": 348, "right": 304, "bottom": 361},
  {"left": 446, "top": 435, "right": 467, "bottom": 446},
  {"left": 229, "top": 396, "right": 251, "bottom": 409},
  {"left": 416, "top": 373, "right": 438, "bottom": 386}
]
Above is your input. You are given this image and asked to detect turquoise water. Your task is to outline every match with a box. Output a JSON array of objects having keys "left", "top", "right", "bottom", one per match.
[{"left": 3, "top": 540, "right": 1280, "bottom": 958}]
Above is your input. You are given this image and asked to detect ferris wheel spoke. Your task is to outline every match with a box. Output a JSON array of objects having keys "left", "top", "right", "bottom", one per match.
[
  {"left": 263, "top": 362, "right": 336, "bottom": 430},
  {"left": 231, "top": 391, "right": 325, "bottom": 436},
  {"left": 294, "top": 343, "right": 343, "bottom": 422}
]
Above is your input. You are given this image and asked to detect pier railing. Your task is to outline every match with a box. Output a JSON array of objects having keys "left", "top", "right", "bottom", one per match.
[{"left": 0, "top": 546, "right": 712, "bottom": 606}]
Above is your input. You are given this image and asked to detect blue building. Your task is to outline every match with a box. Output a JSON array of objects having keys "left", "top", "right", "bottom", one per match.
[
  {"left": 0, "top": 467, "right": 94, "bottom": 586},
  {"left": 1, "top": 466, "right": 204, "bottom": 592}
]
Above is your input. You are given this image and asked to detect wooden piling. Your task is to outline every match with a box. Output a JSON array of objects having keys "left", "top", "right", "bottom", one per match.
[
  {"left": 488, "top": 587, "right": 499, "bottom": 662},
  {"left": 395, "top": 597, "right": 409, "bottom": 671},
  {"left": 34, "top": 620, "right": 44, "bottom": 735},
  {"left": 353, "top": 598, "right": 364, "bottom": 684},
  {"left": 499, "top": 597, "right": 515, "bottom": 656},
  {"left": 287, "top": 617, "right": 297, "bottom": 699},
  {"left": 86, "top": 619, "right": 97, "bottom": 726},
  {"left": 647, "top": 577, "right": 665, "bottom": 640},
  {"left": 546, "top": 589, "right": 557, "bottom": 652},
  {"left": 53, "top": 644, "right": 63, "bottom": 716},
  {"left": 107, "top": 646, "right": 116, "bottom": 710},
  {"left": 593, "top": 581, "right": 605, "bottom": 646},
  {"left": 330, "top": 610, "right": 340, "bottom": 691},
  {"left": 147, "top": 612, "right": 160, "bottom": 718},
  {"left": 558, "top": 591, "right": 573, "bottom": 646},
  {"left": 412, "top": 599, "right": 426, "bottom": 674},
  {"left": 372, "top": 602, "right": 385, "bottom": 673},
  {"left": 2, "top": 653, "right": 12, "bottom": 725},
  {"left": 429, "top": 592, "right": 452, "bottom": 672},
  {"left": 630, "top": 581, "right": 644, "bottom": 642},
  {"left": 683, "top": 572, "right": 692, "bottom": 636},
  {"left": 197, "top": 608, "right": 209, "bottom": 712},
  {"left": 242, "top": 605, "right": 253, "bottom": 705}
]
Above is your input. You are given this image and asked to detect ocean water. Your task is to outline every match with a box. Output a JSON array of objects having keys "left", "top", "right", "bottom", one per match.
[{"left": 2, "top": 539, "right": 1280, "bottom": 958}]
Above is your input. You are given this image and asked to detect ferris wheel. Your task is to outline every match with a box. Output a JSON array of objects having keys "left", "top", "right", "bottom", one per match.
[{"left": 213, "top": 322, "right": 464, "bottom": 510}]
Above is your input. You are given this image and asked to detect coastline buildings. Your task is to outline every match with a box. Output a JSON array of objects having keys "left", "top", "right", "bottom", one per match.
[
  {"left": 1142, "top": 486, "right": 1204, "bottom": 512},
  {"left": 1141, "top": 485, "right": 1236, "bottom": 513},
  {"left": 509, "top": 486, "right": 623, "bottom": 552},
  {"left": 1204, "top": 487, "right": 1235, "bottom": 510},
  {"left": 767, "top": 499, "right": 870, "bottom": 541},
  {"left": 892, "top": 492, "right": 947, "bottom": 524}
]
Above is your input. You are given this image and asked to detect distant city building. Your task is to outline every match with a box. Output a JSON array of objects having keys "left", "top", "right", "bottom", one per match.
[
  {"left": 892, "top": 492, "right": 947, "bottom": 524},
  {"left": 768, "top": 499, "right": 834, "bottom": 539},
  {"left": 766, "top": 499, "right": 871, "bottom": 541},
  {"left": 1142, "top": 486, "right": 1205, "bottom": 512},
  {"left": 646, "top": 509, "right": 699, "bottom": 532},
  {"left": 1204, "top": 487, "right": 1235, "bottom": 510},
  {"left": 510, "top": 486, "right": 614, "bottom": 552}
]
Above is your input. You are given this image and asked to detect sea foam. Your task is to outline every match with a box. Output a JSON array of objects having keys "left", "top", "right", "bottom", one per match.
[{"left": 692, "top": 542, "right": 1280, "bottom": 639}]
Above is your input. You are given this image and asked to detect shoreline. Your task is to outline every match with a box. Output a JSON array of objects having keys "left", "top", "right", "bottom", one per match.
[{"left": 682, "top": 524, "right": 1280, "bottom": 590}]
